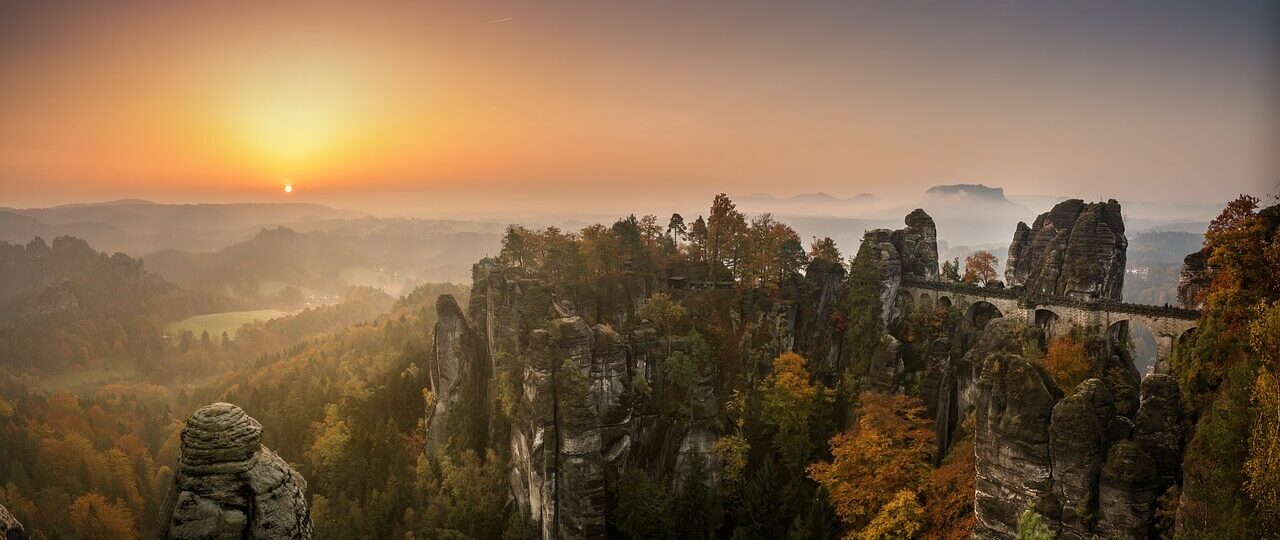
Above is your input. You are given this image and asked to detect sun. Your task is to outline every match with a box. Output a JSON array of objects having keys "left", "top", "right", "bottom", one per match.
[{"left": 283, "top": 181, "right": 293, "bottom": 193}]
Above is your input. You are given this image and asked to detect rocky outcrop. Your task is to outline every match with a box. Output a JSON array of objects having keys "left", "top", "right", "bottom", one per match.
[
  {"left": 1176, "top": 248, "right": 1210, "bottom": 309},
  {"left": 1095, "top": 441, "right": 1159, "bottom": 538},
  {"left": 798, "top": 258, "right": 846, "bottom": 377},
  {"left": 1005, "top": 199, "right": 1127, "bottom": 301},
  {"left": 0, "top": 504, "right": 25, "bottom": 540},
  {"left": 974, "top": 354, "right": 1062, "bottom": 538},
  {"left": 1133, "top": 374, "right": 1184, "bottom": 489},
  {"left": 860, "top": 228, "right": 902, "bottom": 327},
  {"left": 867, "top": 334, "right": 903, "bottom": 393},
  {"left": 896, "top": 209, "right": 940, "bottom": 281},
  {"left": 1050, "top": 379, "right": 1115, "bottom": 538},
  {"left": 161, "top": 403, "right": 311, "bottom": 540},
  {"left": 426, "top": 294, "right": 487, "bottom": 452},
  {"left": 858, "top": 209, "right": 942, "bottom": 327}
]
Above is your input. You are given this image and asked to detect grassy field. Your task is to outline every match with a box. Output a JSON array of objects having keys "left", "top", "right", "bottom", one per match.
[{"left": 165, "top": 309, "right": 290, "bottom": 338}]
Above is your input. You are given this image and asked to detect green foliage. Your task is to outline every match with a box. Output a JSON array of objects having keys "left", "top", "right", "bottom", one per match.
[
  {"left": 674, "top": 452, "right": 719, "bottom": 540},
  {"left": 611, "top": 468, "right": 672, "bottom": 539},
  {"left": 844, "top": 240, "right": 883, "bottom": 374},
  {"left": 1016, "top": 508, "right": 1056, "bottom": 540},
  {"left": 661, "top": 331, "right": 713, "bottom": 422}
]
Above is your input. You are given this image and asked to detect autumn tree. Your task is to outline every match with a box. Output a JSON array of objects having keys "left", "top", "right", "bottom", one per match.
[
  {"left": 962, "top": 251, "right": 999, "bottom": 286},
  {"left": 68, "top": 492, "right": 138, "bottom": 540},
  {"left": 1246, "top": 301, "right": 1280, "bottom": 532},
  {"left": 807, "top": 393, "right": 933, "bottom": 537},
  {"left": 1043, "top": 333, "right": 1091, "bottom": 392},
  {"left": 809, "top": 236, "right": 843, "bottom": 265},
  {"left": 760, "top": 352, "right": 819, "bottom": 472}
]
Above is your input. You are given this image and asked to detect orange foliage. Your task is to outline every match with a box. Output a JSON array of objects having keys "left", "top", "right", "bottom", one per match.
[
  {"left": 1044, "top": 335, "right": 1091, "bottom": 392},
  {"left": 921, "top": 439, "right": 976, "bottom": 540},
  {"left": 808, "top": 392, "right": 934, "bottom": 534},
  {"left": 68, "top": 492, "right": 138, "bottom": 540},
  {"left": 961, "top": 251, "right": 999, "bottom": 286}
]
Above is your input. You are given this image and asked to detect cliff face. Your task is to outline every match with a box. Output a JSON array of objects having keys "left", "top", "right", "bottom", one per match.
[
  {"left": 425, "top": 294, "right": 487, "bottom": 453},
  {"left": 858, "top": 208, "right": 941, "bottom": 327},
  {"left": 161, "top": 403, "right": 312, "bottom": 540},
  {"left": 0, "top": 504, "right": 25, "bottom": 540},
  {"left": 1176, "top": 249, "right": 1210, "bottom": 309},
  {"left": 973, "top": 366, "right": 1185, "bottom": 538},
  {"left": 1005, "top": 199, "right": 1127, "bottom": 301}
]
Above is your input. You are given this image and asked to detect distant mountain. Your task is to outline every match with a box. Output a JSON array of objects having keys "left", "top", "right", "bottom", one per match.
[
  {"left": 0, "top": 201, "right": 368, "bottom": 254},
  {"left": 145, "top": 220, "right": 503, "bottom": 299},
  {"left": 0, "top": 235, "right": 240, "bottom": 373}
]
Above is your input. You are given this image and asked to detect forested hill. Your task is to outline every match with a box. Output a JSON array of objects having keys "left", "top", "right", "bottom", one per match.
[{"left": 0, "top": 236, "right": 242, "bottom": 374}]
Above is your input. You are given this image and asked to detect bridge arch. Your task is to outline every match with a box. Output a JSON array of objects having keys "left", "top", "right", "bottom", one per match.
[
  {"left": 965, "top": 300, "right": 1004, "bottom": 331},
  {"left": 937, "top": 295, "right": 952, "bottom": 309},
  {"left": 918, "top": 293, "right": 933, "bottom": 312},
  {"left": 1034, "top": 308, "right": 1064, "bottom": 341}
]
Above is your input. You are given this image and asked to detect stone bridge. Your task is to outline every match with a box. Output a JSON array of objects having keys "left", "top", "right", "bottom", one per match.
[{"left": 898, "top": 278, "right": 1200, "bottom": 373}]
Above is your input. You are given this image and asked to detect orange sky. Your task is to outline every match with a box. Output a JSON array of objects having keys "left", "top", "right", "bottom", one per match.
[{"left": 1, "top": 1, "right": 1277, "bottom": 212}]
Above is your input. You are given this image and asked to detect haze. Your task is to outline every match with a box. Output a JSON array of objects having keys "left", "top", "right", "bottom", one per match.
[{"left": 1, "top": 0, "right": 1276, "bottom": 217}]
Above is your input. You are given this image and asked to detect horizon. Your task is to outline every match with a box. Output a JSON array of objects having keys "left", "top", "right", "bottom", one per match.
[{"left": 3, "top": 0, "right": 1278, "bottom": 213}]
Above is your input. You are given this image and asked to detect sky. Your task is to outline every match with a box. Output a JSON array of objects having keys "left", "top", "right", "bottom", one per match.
[{"left": 1, "top": 0, "right": 1277, "bottom": 215}]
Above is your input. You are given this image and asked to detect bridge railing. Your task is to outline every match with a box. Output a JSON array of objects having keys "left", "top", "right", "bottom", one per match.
[{"left": 899, "top": 278, "right": 1200, "bottom": 321}]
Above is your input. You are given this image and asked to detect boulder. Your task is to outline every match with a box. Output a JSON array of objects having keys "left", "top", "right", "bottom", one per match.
[
  {"left": 1005, "top": 199, "right": 1127, "bottom": 301},
  {"left": 161, "top": 403, "right": 311, "bottom": 540},
  {"left": 974, "top": 354, "right": 1063, "bottom": 538}
]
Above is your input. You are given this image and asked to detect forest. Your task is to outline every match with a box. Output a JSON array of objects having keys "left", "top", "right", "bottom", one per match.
[{"left": 0, "top": 193, "right": 1277, "bottom": 539}]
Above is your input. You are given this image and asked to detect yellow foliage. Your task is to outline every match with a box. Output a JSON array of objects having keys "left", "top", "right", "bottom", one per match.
[
  {"left": 808, "top": 392, "right": 934, "bottom": 535},
  {"left": 857, "top": 489, "right": 924, "bottom": 540}
]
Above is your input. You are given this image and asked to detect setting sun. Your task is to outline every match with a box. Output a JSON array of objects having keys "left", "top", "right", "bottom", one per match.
[{"left": 283, "top": 182, "right": 293, "bottom": 193}]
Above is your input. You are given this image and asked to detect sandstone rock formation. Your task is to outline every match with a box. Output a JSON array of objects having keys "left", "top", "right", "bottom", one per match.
[
  {"left": 858, "top": 208, "right": 941, "bottom": 326},
  {"left": 425, "top": 293, "right": 487, "bottom": 452},
  {"left": 1006, "top": 199, "right": 1127, "bottom": 301},
  {"left": 1176, "top": 248, "right": 1210, "bottom": 309},
  {"left": 896, "top": 209, "right": 940, "bottom": 281},
  {"left": 1050, "top": 379, "right": 1115, "bottom": 537},
  {"left": 161, "top": 403, "right": 311, "bottom": 540},
  {"left": 1133, "top": 374, "right": 1184, "bottom": 490},
  {"left": 974, "top": 354, "right": 1062, "bottom": 538},
  {"left": 0, "top": 504, "right": 25, "bottom": 540},
  {"left": 1095, "top": 440, "right": 1159, "bottom": 538},
  {"left": 867, "top": 334, "right": 903, "bottom": 393}
]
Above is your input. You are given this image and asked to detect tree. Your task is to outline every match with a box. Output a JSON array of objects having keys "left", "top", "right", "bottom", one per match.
[
  {"left": 68, "top": 492, "right": 138, "bottom": 540},
  {"left": 1246, "top": 301, "right": 1280, "bottom": 532},
  {"left": 921, "top": 439, "right": 976, "bottom": 540},
  {"left": 1016, "top": 508, "right": 1055, "bottom": 540},
  {"left": 668, "top": 213, "right": 687, "bottom": 244},
  {"left": 760, "top": 352, "right": 818, "bottom": 472},
  {"left": 779, "top": 238, "right": 809, "bottom": 282},
  {"left": 962, "top": 251, "right": 999, "bottom": 286},
  {"left": 639, "top": 292, "right": 685, "bottom": 353},
  {"left": 809, "top": 237, "right": 842, "bottom": 265},
  {"left": 689, "top": 216, "right": 709, "bottom": 260},
  {"left": 857, "top": 490, "right": 923, "bottom": 540},
  {"left": 807, "top": 393, "right": 933, "bottom": 536},
  {"left": 940, "top": 258, "right": 961, "bottom": 282},
  {"left": 612, "top": 467, "right": 672, "bottom": 539},
  {"left": 707, "top": 193, "right": 747, "bottom": 277},
  {"left": 1043, "top": 334, "right": 1090, "bottom": 393}
]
